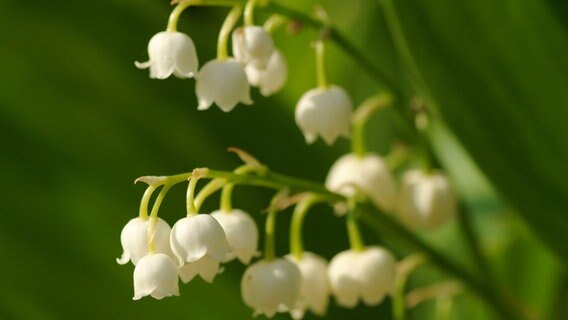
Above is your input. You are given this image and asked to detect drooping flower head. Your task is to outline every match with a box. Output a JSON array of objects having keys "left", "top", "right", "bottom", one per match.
[
  {"left": 285, "top": 252, "right": 330, "bottom": 319},
  {"left": 295, "top": 85, "right": 352, "bottom": 145},
  {"left": 133, "top": 253, "right": 179, "bottom": 300},
  {"left": 117, "top": 217, "right": 173, "bottom": 266},
  {"left": 170, "top": 214, "right": 231, "bottom": 283},
  {"left": 241, "top": 258, "right": 301, "bottom": 318},
  {"left": 196, "top": 59, "right": 252, "bottom": 112},
  {"left": 211, "top": 209, "right": 259, "bottom": 264},
  {"left": 135, "top": 31, "right": 198, "bottom": 79},
  {"left": 245, "top": 49, "right": 287, "bottom": 97},
  {"left": 232, "top": 26, "right": 275, "bottom": 69},
  {"left": 326, "top": 153, "right": 397, "bottom": 213},
  {"left": 328, "top": 246, "right": 396, "bottom": 308},
  {"left": 397, "top": 169, "right": 456, "bottom": 229}
]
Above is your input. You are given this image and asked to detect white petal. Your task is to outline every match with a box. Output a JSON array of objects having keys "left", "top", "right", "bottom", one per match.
[
  {"left": 295, "top": 86, "right": 352, "bottom": 145},
  {"left": 286, "top": 252, "right": 330, "bottom": 317},
  {"left": 356, "top": 247, "right": 396, "bottom": 305},
  {"left": 117, "top": 217, "right": 173, "bottom": 266},
  {"left": 211, "top": 209, "right": 259, "bottom": 264},
  {"left": 326, "top": 153, "right": 397, "bottom": 212},
  {"left": 133, "top": 253, "right": 179, "bottom": 300},
  {"left": 232, "top": 26, "right": 275, "bottom": 68},
  {"left": 196, "top": 59, "right": 251, "bottom": 112},
  {"left": 328, "top": 250, "right": 360, "bottom": 308}
]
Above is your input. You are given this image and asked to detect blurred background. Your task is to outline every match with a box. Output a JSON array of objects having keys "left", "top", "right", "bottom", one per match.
[{"left": 0, "top": 0, "right": 567, "bottom": 319}]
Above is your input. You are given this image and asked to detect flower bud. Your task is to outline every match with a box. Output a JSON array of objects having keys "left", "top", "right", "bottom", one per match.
[
  {"left": 232, "top": 26, "right": 275, "bottom": 69},
  {"left": 285, "top": 252, "right": 330, "bottom": 319},
  {"left": 328, "top": 247, "right": 396, "bottom": 308},
  {"left": 211, "top": 209, "right": 259, "bottom": 264},
  {"left": 326, "top": 153, "right": 397, "bottom": 213},
  {"left": 245, "top": 49, "right": 287, "bottom": 96},
  {"left": 133, "top": 253, "right": 179, "bottom": 300},
  {"left": 241, "top": 258, "right": 301, "bottom": 318},
  {"left": 196, "top": 59, "right": 252, "bottom": 112},
  {"left": 117, "top": 217, "right": 173, "bottom": 266},
  {"left": 295, "top": 85, "right": 352, "bottom": 145},
  {"left": 135, "top": 31, "right": 198, "bottom": 79},
  {"left": 397, "top": 170, "right": 456, "bottom": 229},
  {"left": 170, "top": 214, "right": 231, "bottom": 282}
]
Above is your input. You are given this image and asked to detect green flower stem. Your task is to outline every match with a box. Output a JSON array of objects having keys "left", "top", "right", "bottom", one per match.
[
  {"left": 139, "top": 184, "right": 158, "bottom": 220},
  {"left": 149, "top": 184, "right": 172, "bottom": 219},
  {"left": 217, "top": 6, "right": 243, "bottom": 60},
  {"left": 359, "top": 205, "right": 526, "bottom": 320},
  {"left": 315, "top": 40, "right": 328, "bottom": 89},
  {"left": 263, "top": 14, "right": 287, "bottom": 33},
  {"left": 351, "top": 93, "right": 394, "bottom": 157},
  {"left": 244, "top": 0, "right": 259, "bottom": 26},
  {"left": 167, "top": 0, "right": 240, "bottom": 32},
  {"left": 393, "top": 254, "right": 428, "bottom": 320},
  {"left": 186, "top": 177, "right": 200, "bottom": 216},
  {"left": 194, "top": 178, "right": 226, "bottom": 212},
  {"left": 346, "top": 211, "right": 365, "bottom": 252},
  {"left": 264, "top": 206, "right": 278, "bottom": 261},
  {"left": 220, "top": 183, "right": 235, "bottom": 212},
  {"left": 290, "top": 194, "right": 322, "bottom": 259}
]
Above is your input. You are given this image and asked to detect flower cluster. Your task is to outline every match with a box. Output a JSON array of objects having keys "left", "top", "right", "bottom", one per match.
[{"left": 119, "top": 0, "right": 460, "bottom": 318}]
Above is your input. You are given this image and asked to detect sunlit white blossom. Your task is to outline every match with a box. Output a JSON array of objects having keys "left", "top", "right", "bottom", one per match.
[
  {"left": 285, "top": 252, "right": 330, "bottom": 319},
  {"left": 211, "top": 209, "right": 259, "bottom": 264},
  {"left": 135, "top": 31, "right": 198, "bottom": 79},
  {"left": 245, "top": 49, "right": 287, "bottom": 96},
  {"left": 196, "top": 59, "right": 252, "bottom": 112},
  {"left": 397, "top": 169, "right": 456, "bottom": 229},
  {"left": 117, "top": 217, "right": 173, "bottom": 266},
  {"left": 232, "top": 26, "right": 275, "bottom": 69},
  {"left": 295, "top": 85, "right": 352, "bottom": 145},
  {"left": 133, "top": 253, "right": 179, "bottom": 300},
  {"left": 326, "top": 153, "right": 397, "bottom": 213},
  {"left": 170, "top": 214, "right": 231, "bottom": 283},
  {"left": 328, "top": 246, "right": 396, "bottom": 308},
  {"left": 241, "top": 258, "right": 301, "bottom": 318}
]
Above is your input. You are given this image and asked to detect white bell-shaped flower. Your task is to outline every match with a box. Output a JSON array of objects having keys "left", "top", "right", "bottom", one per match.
[
  {"left": 135, "top": 31, "right": 198, "bottom": 79},
  {"left": 295, "top": 85, "right": 352, "bottom": 145},
  {"left": 241, "top": 258, "right": 301, "bottom": 318},
  {"left": 245, "top": 49, "right": 287, "bottom": 96},
  {"left": 285, "top": 252, "right": 330, "bottom": 319},
  {"left": 117, "top": 217, "right": 173, "bottom": 266},
  {"left": 232, "top": 26, "right": 275, "bottom": 69},
  {"left": 170, "top": 214, "right": 231, "bottom": 282},
  {"left": 196, "top": 59, "right": 252, "bottom": 112},
  {"left": 326, "top": 153, "right": 397, "bottom": 213},
  {"left": 211, "top": 209, "right": 259, "bottom": 264},
  {"left": 328, "top": 246, "right": 396, "bottom": 308},
  {"left": 397, "top": 169, "right": 457, "bottom": 229},
  {"left": 133, "top": 253, "right": 180, "bottom": 300}
]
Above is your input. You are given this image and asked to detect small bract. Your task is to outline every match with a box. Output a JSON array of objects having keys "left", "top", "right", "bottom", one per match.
[
  {"left": 117, "top": 217, "right": 173, "bottom": 266},
  {"left": 170, "top": 214, "right": 231, "bottom": 282},
  {"left": 397, "top": 169, "right": 456, "bottom": 229},
  {"left": 245, "top": 49, "right": 287, "bottom": 97},
  {"left": 232, "top": 26, "right": 275, "bottom": 69},
  {"left": 295, "top": 85, "right": 352, "bottom": 145},
  {"left": 241, "top": 258, "right": 301, "bottom": 318},
  {"left": 196, "top": 59, "right": 252, "bottom": 112},
  {"left": 211, "top": 209, "right": 259, "bottom": 264},
  {"left": 285, "top": 252, "right": 330, "bottom": 319},
  {"left": 328, "top": 246, "right": 396, "bottom": 308},
  {"left": 135, "top": 31, "right": 198, "bottom": 79},
  {"left": 326, "top": 153, "right": 397, "bottom": 213},
  {"left": 133, "top": 253, "right": 179, "bottom": 300}
]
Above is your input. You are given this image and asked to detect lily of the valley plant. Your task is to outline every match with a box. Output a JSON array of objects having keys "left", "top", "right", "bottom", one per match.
[{"left": 116, "top": 1, "right": 532, "bottom": 320}]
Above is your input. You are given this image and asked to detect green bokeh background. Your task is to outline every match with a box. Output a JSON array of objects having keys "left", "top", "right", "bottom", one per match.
[{"left": 1, "top": 0, "right": 566, "bottom": 319}]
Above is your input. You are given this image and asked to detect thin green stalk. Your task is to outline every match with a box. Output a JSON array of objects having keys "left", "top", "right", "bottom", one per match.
[
  {"left": 220, "top": 183, "right": 235, "bottom": 212},
  {"left": 139, "top": 185, "right": 158, "bottom": 220},
  {"left": 393, "top": 254, "right": 428, "bottom": 320},
  {"left": 217, "top": 6, "right": 243, "bottom": 59},
  {"left": 346, "top": 212, "right": 365, "bottom": 252},
  {"left": 264, "top": 206, "right": 277, "bottom": 260},
  {"left": 290, "top": 195, "right": 321, "bottom": 259},
  {"left": 149, "top": 185, "right": 172, "bottom": 219},
  {"left": 351, "top": 93, "right": 394, "bottom": 157},
  {"left": 186, "top": 177, "right": 200, "bottom": 216},
  {"left": 263, "top": 14, "right": 287, "bottom": 33},
  {"left": 315, "top": 40, "right": 328, "bottom": 89},
  {"left": 244, "top": 0, "right": 258, "bottom": 26},
  {"left": 194, "top": 178, "right": 226, "bottom": 212}
]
